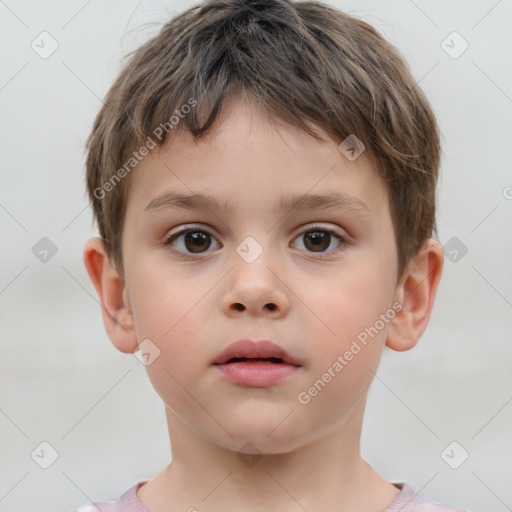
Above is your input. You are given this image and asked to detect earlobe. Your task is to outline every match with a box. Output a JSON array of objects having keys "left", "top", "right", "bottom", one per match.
[
  {"left": 83, "top": 237, "right": 138, "bottom": 354},
  {"left": 385, "top": 239, "right": 444, "bottom": 352}
]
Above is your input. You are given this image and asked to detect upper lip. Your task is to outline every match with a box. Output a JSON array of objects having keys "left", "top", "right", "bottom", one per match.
[{"left": 213, "top": 339, "right": 301, "bottom": 366}]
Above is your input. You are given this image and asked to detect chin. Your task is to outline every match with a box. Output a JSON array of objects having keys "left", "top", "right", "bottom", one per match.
[{"left": 214, "top": 419, "right": 309, "bottom": 456}]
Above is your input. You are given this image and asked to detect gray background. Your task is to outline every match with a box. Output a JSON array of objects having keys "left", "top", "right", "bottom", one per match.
[{"left": 1, "top": 1, "right": 511, "bottom": 511}]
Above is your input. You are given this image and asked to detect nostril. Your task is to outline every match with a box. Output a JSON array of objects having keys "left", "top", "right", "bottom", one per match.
[
  {"left": 234, "top": 303, "right": 245, "bottom": 311},
  {"left": 265, "top": 303, "right": 276, "bottom": 311}
]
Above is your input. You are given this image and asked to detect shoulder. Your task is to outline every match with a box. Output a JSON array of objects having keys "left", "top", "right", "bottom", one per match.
[
  {"left": 386, "top": 483, "right": 471, "bottom": 512},
  {"left": 73, "top": 502, "right": 118, "bottom": 512},
  {"left": 72, "top": 481, "right": 150, "bottom": 512}
]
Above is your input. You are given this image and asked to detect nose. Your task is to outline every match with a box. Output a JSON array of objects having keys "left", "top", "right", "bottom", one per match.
[{"left": 221, "top": 256, "right": 290, "bottom": 319}]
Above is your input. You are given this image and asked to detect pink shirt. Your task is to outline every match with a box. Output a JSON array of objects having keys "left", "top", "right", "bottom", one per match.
[{"left": 73, "top": 480, "right": 470, "bottom": 511}]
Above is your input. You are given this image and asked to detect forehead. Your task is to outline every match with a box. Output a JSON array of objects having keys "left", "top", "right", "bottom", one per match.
[{"left": 125, "top": 96, "right": 389, "bottom": 221}]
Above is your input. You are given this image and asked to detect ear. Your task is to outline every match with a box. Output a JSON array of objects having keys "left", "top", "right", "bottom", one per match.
[
  {"left": 386, "top": 238, "right": 444, "bottom": 352},
  {"left": 83, "top": 237, "right": 138, "bottom": 354}
]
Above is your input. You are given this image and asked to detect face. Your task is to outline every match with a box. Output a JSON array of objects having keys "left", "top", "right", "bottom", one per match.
[{"left": 120, "top": 96, "right": 401, "bottom": 453}]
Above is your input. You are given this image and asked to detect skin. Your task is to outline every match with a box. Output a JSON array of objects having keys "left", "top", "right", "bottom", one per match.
[{"left": 84, "top": 95, "right": 443, "bottom": 512}]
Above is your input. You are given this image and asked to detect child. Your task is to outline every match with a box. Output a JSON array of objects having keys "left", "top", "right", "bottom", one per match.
[{"left": 78, "top": 0, "right": 470, "bottom": 510}]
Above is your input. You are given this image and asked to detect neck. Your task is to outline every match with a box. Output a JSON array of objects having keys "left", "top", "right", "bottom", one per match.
[{"left": 136, "top": 400, "right": 400, "bottom": 512}]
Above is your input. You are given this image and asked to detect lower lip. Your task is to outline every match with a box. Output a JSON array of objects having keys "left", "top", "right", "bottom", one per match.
[{"left": 213, "top": 362, "right": 300, "bottom": 387}]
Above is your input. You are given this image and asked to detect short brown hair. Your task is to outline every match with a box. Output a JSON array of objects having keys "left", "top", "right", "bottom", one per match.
[{"left": 85, "top": 0, "right": 442, "bottom": 282}]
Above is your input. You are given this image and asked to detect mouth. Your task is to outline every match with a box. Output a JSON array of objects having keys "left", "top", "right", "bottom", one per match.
[
  {"left": 212, "top": 339, "right": 301, "bottom": 366},
  {"left": 212, "top": 340, "right": 302, "bottom": 387},
  {"left": 219, "top": 357, "right": 288, "bottom": 364}
]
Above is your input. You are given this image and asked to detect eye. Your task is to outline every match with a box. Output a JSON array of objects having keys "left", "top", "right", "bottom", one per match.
[
  {"left": 164, "top": 224, "right": 346, "bottom": 258},
  {"left": 291, "top": 225, "right": 345, "bottom": 257},
  {"left": 164, "top": 226, "right": 221, "bottom": 255}
]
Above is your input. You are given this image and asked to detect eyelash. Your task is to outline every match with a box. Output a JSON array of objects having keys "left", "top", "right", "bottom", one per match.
[{"left": 163, "top": 224, "right": 347, "bottom": 259}]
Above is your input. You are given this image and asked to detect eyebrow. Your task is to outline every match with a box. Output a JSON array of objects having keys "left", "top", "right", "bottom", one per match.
[{"left": 144, "top": 190, "right": 372, "bottom": 215}]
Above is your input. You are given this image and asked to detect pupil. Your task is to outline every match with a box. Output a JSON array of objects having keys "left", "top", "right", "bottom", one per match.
[
  {"left": 186, "top": 232, "right": 210, "bottom": 253},
  {"left": 305, "top": 231, "right": 329, "bottom": 252},
  {"left": 182, "top": 231, "right": 331, "bottom": 254}
]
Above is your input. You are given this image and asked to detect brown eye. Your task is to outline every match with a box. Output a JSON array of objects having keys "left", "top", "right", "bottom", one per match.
[
  {"left": 303, "top": 231, "right": 331, "bottom": 252},
  {"left": 183, "top": 232, "right": 211, "bottom": 253},
  {"left": 165, "top": 227, "right": 221, "bottom": 255},
  {"left": 292, "top": 227, "right": 345, "bottom": 256}
]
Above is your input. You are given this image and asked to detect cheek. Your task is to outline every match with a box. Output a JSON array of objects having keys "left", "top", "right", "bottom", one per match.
[
  {"left": 134, "top": 302, "right": 208, "bottom": 415},
  {"left": 296, "top": 322, "right": 387, "bottom": 424},
  {"left": 300, "top": 262, "right": 392, "bottom": 338},
  {"left": 130, "top": 261, "right": 216, "bottom": 344},
  {"left": 297, "top": 260, "right": 394, "bottom": 396},
  {"left": 129, "top": 265, "right": 199, "bottom": 337}
]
